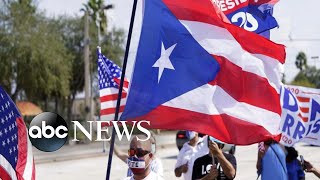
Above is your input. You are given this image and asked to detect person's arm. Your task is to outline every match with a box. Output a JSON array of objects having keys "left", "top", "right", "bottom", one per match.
[
  {"left": 174, "top": 146, "right": 188, "bottom": 177},
  {"left": 256, "top": 142, "right": 267, "bottom": 175},
  {"left": 113, "top": 143, "right": 129, "bottom": 163},
  {"left": 305, "top": 160, "right": 320, "bottom": 178},
  {"left": 105, "top": 132, "right": 128, "bottom": 163},
  {"left": 175, "top": 163, "right": 188, "bottom": 177},
  {"left": 313, "top": 169, "right": 320, "bottom": 178},
  {"left": 216, "top": 152, "right": 236, "bottom": 179},
  {"left": 209, "top": 141, "right": 236, "bottom": 179}
]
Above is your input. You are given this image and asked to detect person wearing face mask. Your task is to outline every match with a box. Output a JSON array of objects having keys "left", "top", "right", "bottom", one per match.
[
  {"left": 175, "top": 131, "right": 203, "bottom": 179},
  {"left": 124, "top": 135, "right": 164, "bottom": 180},
  {"left": 192, "top": 136, "right": 236, "bottom": 180},
  {"left": 105, "top": 131, "right": 163, "bottom": 177}
]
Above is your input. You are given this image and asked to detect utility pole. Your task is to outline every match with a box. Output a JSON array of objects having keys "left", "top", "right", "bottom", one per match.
[
  {"left": 311, "top": 56, "right": 319, "bottom": 67},
  {"left": 84, "top": 10, "right": 91, "bottom": 142},
  {"left": 95, "top": 4, "right": 113, "bottom": 153}
]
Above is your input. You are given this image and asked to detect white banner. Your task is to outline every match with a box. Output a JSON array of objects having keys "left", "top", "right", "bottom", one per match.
[{"left": 280, "top": 85, "right": 320, "bottom": 146}]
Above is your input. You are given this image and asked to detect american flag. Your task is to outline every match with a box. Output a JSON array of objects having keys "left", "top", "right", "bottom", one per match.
[
  {"left": 97, "top": 50, "right": 129, "bottom": 121},
  {"left": 0, "top": 87, "right": 35, "bottom": 180}
]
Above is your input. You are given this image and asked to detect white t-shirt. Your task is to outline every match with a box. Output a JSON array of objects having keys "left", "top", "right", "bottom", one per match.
[
  {"left": 175, "top": 137, "right": 203, "bottom": 180},
  {"left": 124, "top": 171, "right": 164, "bottom": 180}
]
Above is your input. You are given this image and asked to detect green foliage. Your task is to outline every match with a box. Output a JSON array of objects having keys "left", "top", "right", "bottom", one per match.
[
  {"left": 295, "top": 51, "right": 307, "bottom": 71},
  {"left": 0, "top": 0, "right": 125, "bottom": 121},
  {"left": 0, "top": 0, "right": 72, "bottom": 101},
  {"left": 291, "top": 51, "right": 320, "bottom": 88},
  {"left": 291, "top": 72, "right": 316, "bottom": 88},
  {"left": 87, "top": 0, "right": 112, "bottom": 34}
]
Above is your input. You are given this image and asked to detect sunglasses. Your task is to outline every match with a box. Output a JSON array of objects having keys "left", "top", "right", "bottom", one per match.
[{"left": 128, "top": 148, "right": 150, "bottom": 157}]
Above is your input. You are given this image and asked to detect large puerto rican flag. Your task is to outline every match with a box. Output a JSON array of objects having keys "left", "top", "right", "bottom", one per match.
[{"left": 121, "top": 0, "right": 286, "bottom": 145}]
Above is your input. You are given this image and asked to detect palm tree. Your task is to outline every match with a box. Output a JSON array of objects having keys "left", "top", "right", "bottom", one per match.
[
  {"left": 86, "top": 0, "right": 113, "bottom": 44},
  {"left": 295, "top": 51, "right": 307, "bottom": 71}
]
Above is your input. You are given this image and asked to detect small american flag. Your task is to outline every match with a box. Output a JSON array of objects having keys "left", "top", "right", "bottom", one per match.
[
  {"left": 0, "top": 87, "right": 35, "bottom": 180},
  {"left": 97, "top": 50, "right": 129, "bottom": 121}
]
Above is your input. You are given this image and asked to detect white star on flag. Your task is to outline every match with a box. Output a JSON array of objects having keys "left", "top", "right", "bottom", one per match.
[{"left": 152, "top": 42, "right": 177, "bottom": 83}]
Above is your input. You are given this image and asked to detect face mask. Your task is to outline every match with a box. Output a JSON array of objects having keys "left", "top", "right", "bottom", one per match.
[
  {"left": 151, "top": 143, "right": 156, "bottom": 154},
  {"left": 186, "top": 131, "right": 196, "bottom": 140},
  {"left": 127, "top": 156, "right": 148, "bottom": 175}
]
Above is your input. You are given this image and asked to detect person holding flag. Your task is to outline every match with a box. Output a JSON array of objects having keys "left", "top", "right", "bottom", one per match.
[
  {"left": 192, "top": 136, "right": 237, "bottom": 180},
  {"left": 97, "top": 49, "right": 163, "bottom": 178}
]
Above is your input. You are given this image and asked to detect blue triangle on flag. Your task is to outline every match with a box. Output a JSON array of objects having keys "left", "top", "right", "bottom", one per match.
[{"left": 121, "top": 0, "right": 220, "bottom": 120}]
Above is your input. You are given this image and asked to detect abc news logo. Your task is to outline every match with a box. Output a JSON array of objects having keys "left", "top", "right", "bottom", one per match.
[
  {"left": 28, "top": 112, "right": 151, "bottom": 152},
  {"left": 29, "top": 112, "right": 68, "bottom": 152}
]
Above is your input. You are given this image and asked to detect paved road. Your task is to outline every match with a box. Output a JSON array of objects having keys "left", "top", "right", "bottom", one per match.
[{"left": 36, "top": 142, "right": 320, "bottom": 180}]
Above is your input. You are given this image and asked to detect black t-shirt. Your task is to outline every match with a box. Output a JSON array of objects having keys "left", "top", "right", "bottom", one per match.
[{"left": 192, "top": 152, "right": 237, "bottom": 180}]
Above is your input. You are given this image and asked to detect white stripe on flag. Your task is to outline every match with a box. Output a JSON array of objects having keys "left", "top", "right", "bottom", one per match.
[
  {"left": 180, "top": 20, "right": 282, "bottom": 92},
  {"left": 298, "top": 102, "right": 311, "bottom": 107},
  {"left": 163, "top": 84, "right": 281, "bottom": 134},
  {"left": 101, "top": 99, "right": 127, "bottom": 110},
  {"left": 99, "top": 88, "right": 123, "bottom": 97},
  {"left": 0, "top": 154, "right": 17, "bottom": 180},
  {"left": 23, "top": 130, "right": 34, "bottom": 180}
]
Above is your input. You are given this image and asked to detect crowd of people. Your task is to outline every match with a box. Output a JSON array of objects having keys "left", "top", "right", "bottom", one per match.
[{"left": 107, "top": 130, "right": 319, "bottom": 180}]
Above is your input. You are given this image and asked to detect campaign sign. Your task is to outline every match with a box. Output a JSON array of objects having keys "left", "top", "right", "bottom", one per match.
[
  {"left": 280, "top": 85, "right": 320, "bottom": 146},
  {"left": 212, "top": 0, "right": 278, "bottom": 34}
]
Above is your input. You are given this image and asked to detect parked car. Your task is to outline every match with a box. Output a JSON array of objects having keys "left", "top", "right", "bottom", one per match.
[{"left": 176, "top": 130, "right": 236, "bottom": 155}]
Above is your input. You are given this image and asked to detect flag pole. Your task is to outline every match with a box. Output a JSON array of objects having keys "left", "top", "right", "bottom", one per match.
[
  {"left": 97, "top": 46, "right": 107, "bottom": 153},
  {"left": 105, "top": 0, "right": 138, "bottom": 179}
]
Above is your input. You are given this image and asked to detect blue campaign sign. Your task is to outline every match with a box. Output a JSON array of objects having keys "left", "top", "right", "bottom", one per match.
[
  {"left": 226, "top": 5, "right": 278, "bottom": 34},
  {"left": 280, "top": 85, "right": 320, "bottom": 146}
]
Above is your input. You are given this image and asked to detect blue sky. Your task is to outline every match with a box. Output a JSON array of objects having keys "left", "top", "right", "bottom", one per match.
[{"left": 38, "top": 0, "right": 320, "bottom": 82}]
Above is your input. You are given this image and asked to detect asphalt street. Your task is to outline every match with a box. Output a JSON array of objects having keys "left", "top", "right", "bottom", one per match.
[{"left": 35, "top": 133, "right": 320, "bottom": 180}]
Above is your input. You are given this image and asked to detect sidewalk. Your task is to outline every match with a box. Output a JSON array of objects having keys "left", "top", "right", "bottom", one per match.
[{"left": 33, "top": 130, "right": 177, "bottom": 164}]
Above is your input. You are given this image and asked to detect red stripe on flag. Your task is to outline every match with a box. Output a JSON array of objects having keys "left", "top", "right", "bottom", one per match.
[
  {"left": 224, "top": 22, "right": 285, "bottom": 63},
  {"left": 297, "top": 113, "right": 309, "bottom": 122},
  {"left": 302, "top": 117, "right": 308, "bottom": 122},
  {"left": 130, "top": 106, "right": 279, "bottom": 145},
  {"left": 15, "top": 117, "right": 28, "bottom": 179},
  {"left": 113, "top": 78, "right": 129, "bottom": 89},
  {"left": 300, "top": 107, "right": 309, "bottom": 113},
  {"left": 100, "top": 92, "right": 127, "bottom": 102},
  {"left": 0, "top": 166, "right": 11, "bottom": 180},
  {"left": 208, "top": 55, "right": 281, "bottom": 115},
  {"left": 163, "top": 0, "right": 225, "bottom": 28},
  {"left": 164, "top": 0, "right": 286, "bottom": 63},
  {"left": 100, "top": 105, "right": 126, "bottom": 116},
  {"left": 297, "top": 96, "right": 310, "bottom": 103}
]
